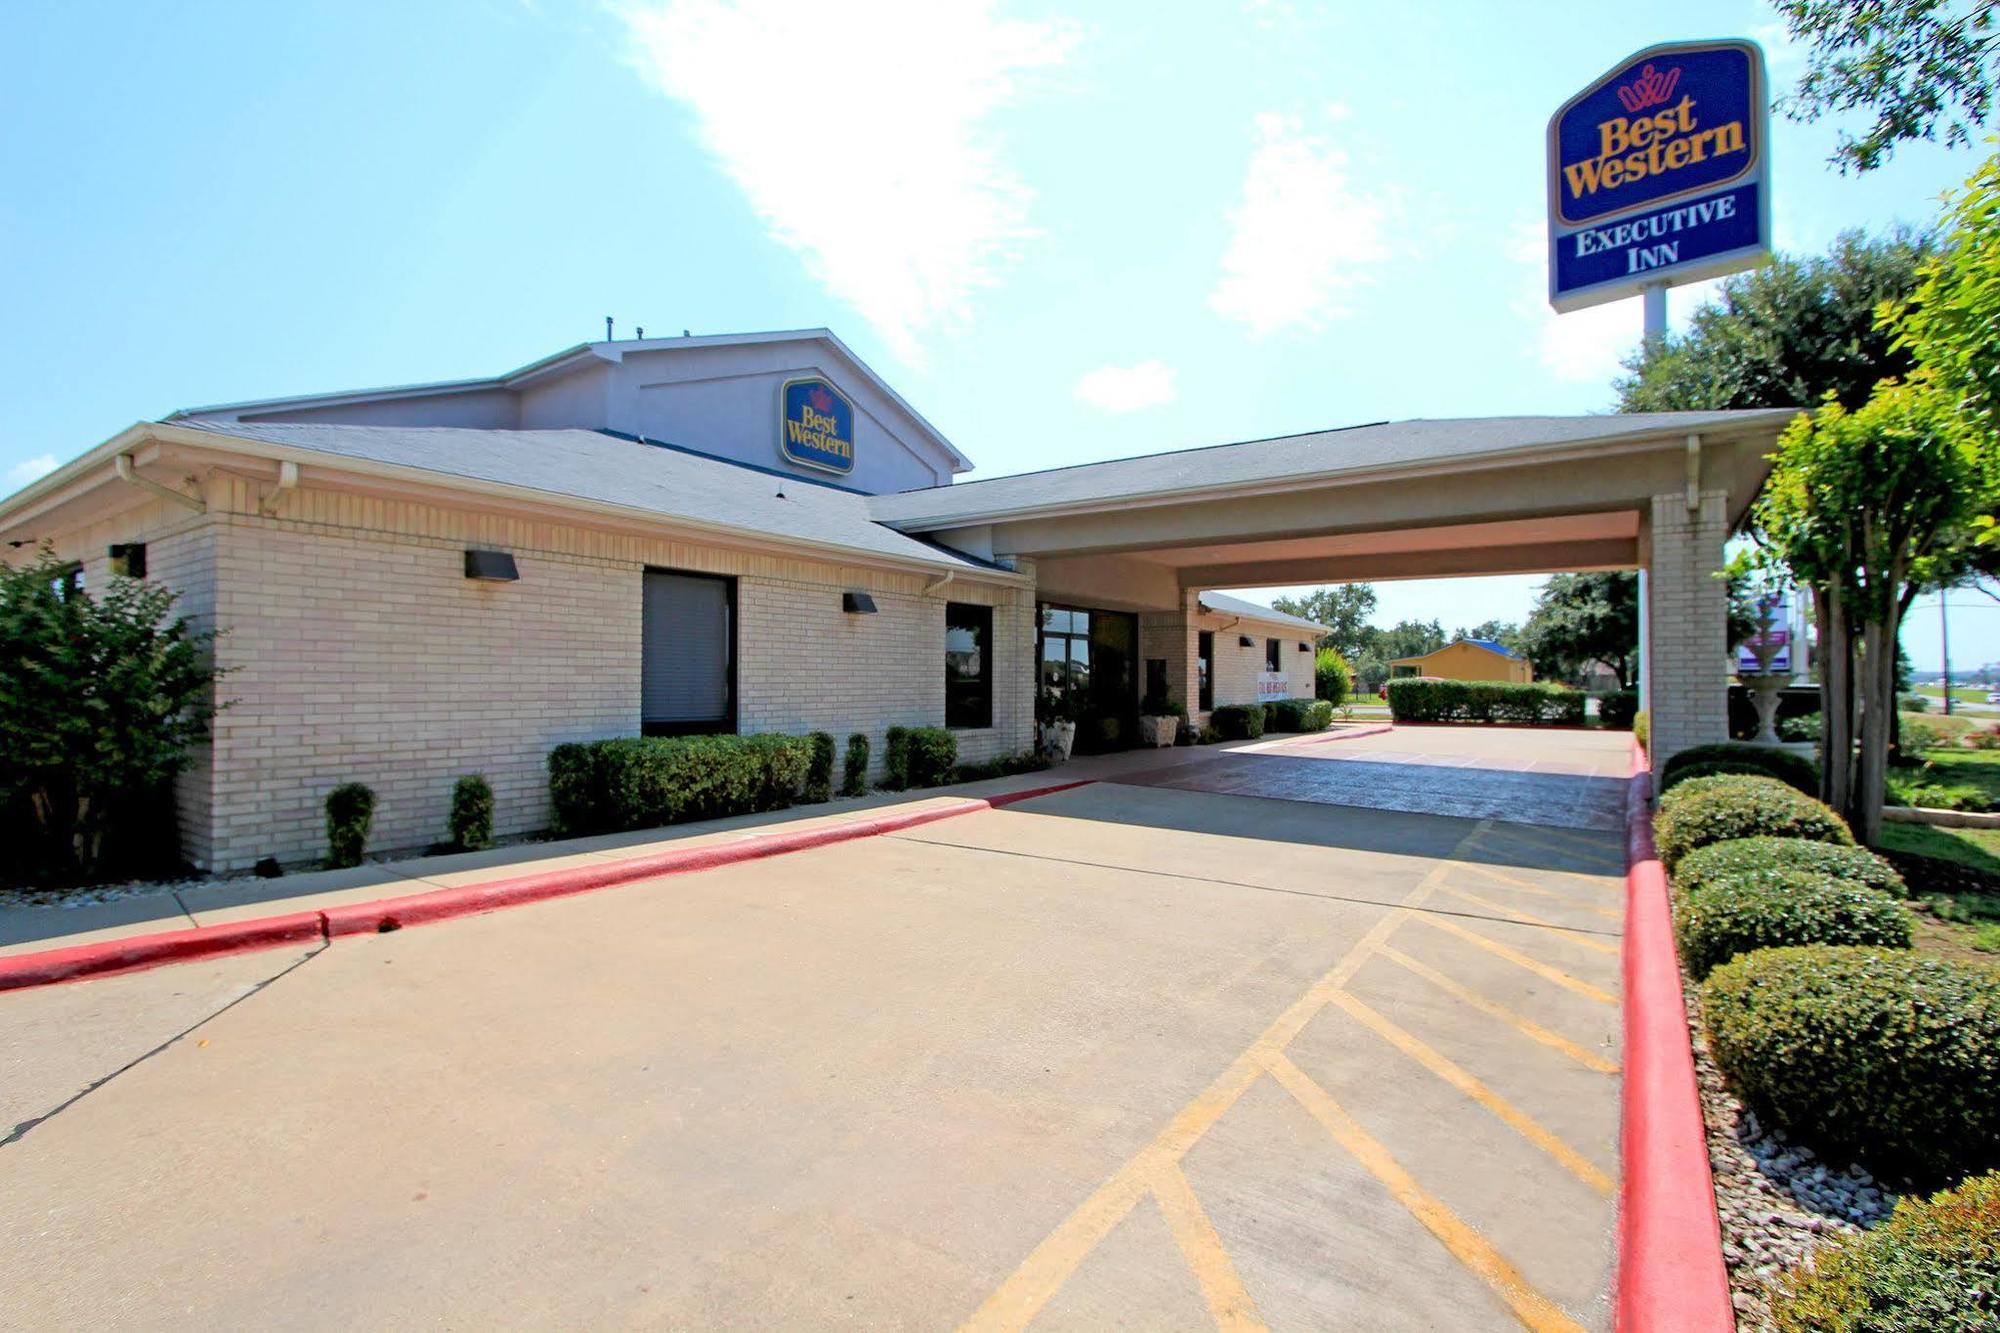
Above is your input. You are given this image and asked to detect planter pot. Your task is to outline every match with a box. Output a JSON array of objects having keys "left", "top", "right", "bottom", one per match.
[
  {"left": 1137, "top": 714, "right": 1179, "bottom": 748},
  {"left": 1040, "top": 721, "right": 1077, "bottom": 763}
]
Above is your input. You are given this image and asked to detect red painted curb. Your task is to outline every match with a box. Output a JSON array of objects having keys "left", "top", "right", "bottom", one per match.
[
  {"left": 1279, "top": 723, "right": 1394, "bottom": 745},
  {"left": 0, "top": 779, "right": 1095, "bottom": 993},
  {"left": 1614, "top": 738, "right": 1733, "bottom": 1332}
]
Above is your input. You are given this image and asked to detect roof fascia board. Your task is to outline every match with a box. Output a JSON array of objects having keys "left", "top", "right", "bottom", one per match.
[{"left": 879, "top": 418, "right": 1791, "bottom": 531}]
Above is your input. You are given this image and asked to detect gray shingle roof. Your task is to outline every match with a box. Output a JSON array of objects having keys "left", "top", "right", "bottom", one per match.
[
  {"left": 176, "top": 421, "right": 1002, "bottom": 573},
  {"left": 870, "top": 411, "right": 1797, "bottom": 528},
  {"left": 1197, "top": 591, "right": 1328, "bottom": 634}
]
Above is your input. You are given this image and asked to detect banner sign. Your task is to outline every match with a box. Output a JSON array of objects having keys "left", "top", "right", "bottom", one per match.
[
  {"left": 778, "top": 377, "right": 856, "bottom": 474},
  {"left": 1547, "top": 39, "right": 1770, "bottom": 312}
]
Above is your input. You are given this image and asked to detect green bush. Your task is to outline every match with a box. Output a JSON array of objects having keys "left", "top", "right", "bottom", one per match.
[
  {"left": 448, "top": 774, "right": 494, "bottom": 852},
  {"left": 1210, "top": 704, "right": 1265, "bottom": 739},
  {"left": 1901, "top": 719, "right": 1948, "bottom": 754},
  {"left": 1634, "top": 709, "right": 1649, "bottom": 752},
  {"left": 1673, "top": 837, "right": 1905, "bottom": 899},
  {"left": 1900, "top": 692, "right": 1932, "bottom": 714},
  {"left": 1702, "top": 946, "right": 2000, "bottom": 1184},
  {"left": 1777, "top": 711, "right": 1823, "bottom": 743},
  {"left": 325, "top": 782, "right": 375, "bottom": 868},
  {"left": 841, "top": 732, "right": 869, "bottom": 797},
  {"left": 803, "top": 731, "right": 835, "bottom": 804},
  {"left": 953, "top": 750, "right": 1052, "bottom": 782},
  {"left": 882, "top": 726, "right": 911, "bottom": 791},
  {"left": 1653, "top": 775, "right": 1853, "bottom": 872},
  {"left": 1771, "top": 1171, "right": 2000, "bottom": 1332},
  {"left": 902, "top": 727, "right": 958, "bottom": 788},
  {"left": 1597, "top": 690, "right": 1639, "bottom": 729},
  {"left": 1674, "top": 868, "right": 1912, "bottom": 978},
  {"left": 1662, "top": 760, "right": 1786, "bottom": 792},
  {"left": 546, "top": 733, "right": 811, "bottom": 835},
  {"left": 1660, "top": 743, "right": 1819, "bottom": 796},
  {"left": 1265, "top": 698, "right": 1334, "bottom": 732},
  {"left": 1314, "top": 647, "right": 1352, "bottom": 708},
  {"left": 1384, "top": 678, "right": 1586, "bottom": 725}
]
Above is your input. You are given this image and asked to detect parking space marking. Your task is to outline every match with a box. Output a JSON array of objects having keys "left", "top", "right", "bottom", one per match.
[
  {"left": 1376, "top": 944, "right": 1619, "bottom": 1074},
  {"left": 1151, "top": 1161, "right": 1269, "bottom": 1331},
  {"left": 1439, "top": 886, "right": 1621, "bottom": 955},
  {"left": 1328, "top": 991, "right": 1614, "bottom": 1195},
  {"left": 1264, "top": 1052, "right": 1586, "bottom": 1333},
  {"left": 1472, "top": 826, "right": 1624, "bottom": 873},
  {"left": 1413, "top": 916, "right": 1618, "bottom": 1006},
  {"left": 1460, "top": 862, "right": 1624, "bottom": 919}
]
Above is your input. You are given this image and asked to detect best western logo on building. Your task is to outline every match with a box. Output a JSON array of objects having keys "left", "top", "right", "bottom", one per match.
[
  {"left": 1546, "top": 39, "right": 1770, "bottom": 312},
  {"left": 779, "top": 377, "right": 856, "bottom": 474}
]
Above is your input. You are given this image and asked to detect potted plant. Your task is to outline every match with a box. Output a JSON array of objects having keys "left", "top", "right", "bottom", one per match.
[
  {"left": 1137, "top": 689, "right": 1182, "bottom": 748},
  {"left": 1038, "top": 688, "right": 1079, "bottom": 762}
]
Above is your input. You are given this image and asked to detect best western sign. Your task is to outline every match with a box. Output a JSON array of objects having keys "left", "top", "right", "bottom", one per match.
[
  {"left": 1547, "top": 39, "right": 1770, "bottom": 312},
  {"left": 779, "top": 376, "right": 856, "bottom": 474}
]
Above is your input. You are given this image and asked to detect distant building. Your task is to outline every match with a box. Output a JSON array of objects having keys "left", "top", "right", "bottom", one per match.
[{"left": 1388, "top": 638, "right": 1533, "bottom": 685}]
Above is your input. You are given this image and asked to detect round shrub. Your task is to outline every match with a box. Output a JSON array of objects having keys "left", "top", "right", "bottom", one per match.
[
  {"left": 1673, "top": 868, "right": 1912, "bottom": 978},
  {"left": 1702, "top": 946, "right": 2000, "bottom": 1185},
  {"left": 1673, "top": 837, "right": 1905, "bottom": 899},
  {"left": 1771, "top": 1171, "right": 2000, "bottom": 1332},
  {"left": 1660, "top": 742, "right": 1820, "bottom": 796},
  {"left": 325, "top": 782, "right": 375, "bottom": 869},
  {"left": 1662, "top": 759, "right": 1782, "bottom": 792},
  {"left": 448, "top": 774, "right": 494, "bottom": 852},
  {"left": 1653, "top": 774, "right": 1853, "bottom": 872}
]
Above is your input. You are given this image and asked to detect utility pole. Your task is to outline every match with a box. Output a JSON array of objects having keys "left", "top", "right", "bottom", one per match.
[{"left": 1942, "top": 594, "right": 1953, "bottom": 717}]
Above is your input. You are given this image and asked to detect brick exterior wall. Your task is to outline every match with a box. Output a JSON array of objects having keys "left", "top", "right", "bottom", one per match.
[
  {"left": 1137, "top": 592, "right": 1317, "bottom": 724},
  {"left": 1645, "top": 488, "right": 1732, "bottom": 767}
]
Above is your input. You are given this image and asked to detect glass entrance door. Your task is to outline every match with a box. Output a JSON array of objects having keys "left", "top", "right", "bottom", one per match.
[{"left": 1039, "top": 604, "right": 1138, "bottom": 752}]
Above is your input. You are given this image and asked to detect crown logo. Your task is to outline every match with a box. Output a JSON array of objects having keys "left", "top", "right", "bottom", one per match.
[
  {"left": 807, "top": 385, "right": 835, "bottom": 414},
  {"left": 1617, "top": 63, "right": 1680, "bottom": 113}
]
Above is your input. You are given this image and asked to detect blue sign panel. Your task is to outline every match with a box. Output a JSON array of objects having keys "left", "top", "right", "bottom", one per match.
[
  {"left": 1547, "top": 39, "right": 1770, "bottom": 312},
  {"left": 778, "top": 377, "right": 856, "bottom": 475}
]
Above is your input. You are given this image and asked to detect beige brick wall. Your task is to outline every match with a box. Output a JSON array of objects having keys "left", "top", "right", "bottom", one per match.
[
  {"left": 1644, "top": 489, "right": 1732, "bottom": 768},
  {"left": 1194, "top": 606, "right": 1316, "bottom": 717},
  {"left": 184, "top": 477, "right": 1032, "bottom": 870}
]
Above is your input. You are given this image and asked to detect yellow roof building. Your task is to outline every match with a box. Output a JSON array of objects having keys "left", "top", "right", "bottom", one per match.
[{"left": 1388, "top": 638, "right": 1533, "bottom": 684}]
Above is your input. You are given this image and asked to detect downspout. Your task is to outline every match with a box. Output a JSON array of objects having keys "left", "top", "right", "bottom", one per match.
[
  {"left": 259, "top": 460, "right": 299, "bottom": 515},
  {"left": 922, "top": 571, "right": 955, "bottom": 596},
  {"left": 1685, "top": 434, "right": 1702, "bottom": 512},
  {"left": 114, "top": 454, "right": 204, "bottom": 513}
]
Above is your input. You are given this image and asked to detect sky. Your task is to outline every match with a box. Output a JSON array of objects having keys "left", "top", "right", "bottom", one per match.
[{"left": 1, "top": 0, "right": 1992, "bottom": 668}]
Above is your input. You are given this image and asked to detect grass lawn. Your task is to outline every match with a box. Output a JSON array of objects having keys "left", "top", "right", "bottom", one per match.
[
  {"left": 1886, "top": 748, "right": 2000, "bottom": 813},
  {"left": 1874, "top": 818, "right": 2000, "bottom": 965},
  {"left": 1902, "top": 709, "right": 1988, "bottom": 739},
  {"left": 1914, "top": 683, "right": 1996, "bottom": 704}
]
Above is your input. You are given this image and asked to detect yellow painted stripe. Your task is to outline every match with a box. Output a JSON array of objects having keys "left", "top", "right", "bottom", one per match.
[
  {"left": 1415, "top": 915, "right": 1617, "bottom": 1006},
  {"left": 1329, "top": 991, "right": 1614, "bottom": 1195},
  {"left": 1476, "top": 824, "right": 1624, "bottom": 868},
  {"left": 1378, "top": 944, "right": 1618, "bottom": 1075},
  {"left": 1150, "top": 1164, "right": 1268, "bottom": 1331},
  {"left": 1441, "top": 886, "right": 1621, "bottom": 955},
  {"left": 1460, "top": 863, "right": 1624, "bottom": 918},
  {"left": 957, "top": 820, "right": 1496, "bottom": 1332},
  {"left": 1265, "top": 1052, "right": 1585, "bottom": 1333}
]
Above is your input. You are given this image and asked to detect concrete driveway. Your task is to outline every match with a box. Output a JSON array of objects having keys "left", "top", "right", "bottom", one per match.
[{"left": 1, "top": 741, "right": 1626, "bottom": 1330}]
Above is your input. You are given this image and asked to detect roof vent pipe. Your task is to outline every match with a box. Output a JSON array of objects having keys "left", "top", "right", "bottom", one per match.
[{"left": 605, "top": 316, "right": 613, "bottom": 341}]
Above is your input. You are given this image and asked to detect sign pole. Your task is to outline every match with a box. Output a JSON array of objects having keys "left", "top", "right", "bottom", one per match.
[{"left": 1642, "top": 281, "right": 1668, "bottom": 347}]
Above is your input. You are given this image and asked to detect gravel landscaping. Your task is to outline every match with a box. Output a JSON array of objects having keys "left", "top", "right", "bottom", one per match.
[{"left": 1686, "top": 985, "right": 1899, "bottom": 1330}]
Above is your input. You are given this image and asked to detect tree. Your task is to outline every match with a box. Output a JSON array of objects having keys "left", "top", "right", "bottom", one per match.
[
  {"left": 1270, "top": 584, "right": 1378, "bottom": 650},
  {"left": 1753, "top": 382, "right": 1993, "bottom": 842},
  {"left": 1520, "top": 573, "right": 1640, "bottom": 688},
  {"left": 1771, "top": 0, "right": 1999, "bottom": 172},
  {"left": 1314, "top": 647, "right": 1352, "bottom": 707},
  {"left": 1894, "top": 147, "right": 2000, "bottom": 440},
  {"left": 0, "top": 550, "right": 221, "bottom": 880},
  {"left": 1374, "top": 619, "right": 1448, "bottom": 661},
  {"left": 1616, "top": 230, "right": 1933, "bottom": 412}
]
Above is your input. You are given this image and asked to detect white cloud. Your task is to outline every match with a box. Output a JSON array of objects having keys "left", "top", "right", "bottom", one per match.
[
  {"left": 5, "top": 453, "right": 57, "bottom": 488},
  {"left": 616, "top": 0, "right": 1080, "bottom": 362},
  {"left": 1074, "top": 360, "right": 1177, "bottom": 413},
  {"left": 1209, "top": 113, "right": 1393, "bottom": 336}
]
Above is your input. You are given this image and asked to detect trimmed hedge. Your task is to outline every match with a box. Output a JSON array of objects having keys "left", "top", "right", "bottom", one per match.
[
  {"left": 1597, "top": 689, "right": 1639, "bottom": 729},
  {"left": 1702, "top": 946, "right": 2000, "bottom": 1184},
  {"left": 1662, "top": 759, "right": 1788, "bottom": 792},
  {"left": 882, "top": 726, "right": 957, "bottom": 791},
  {"left": 1265, "top": 698, "right": 1334, "bottom": 733},
  {"left": 803, "top": 731, "right": 835, "bottom": 804},
  {"left": 1634, "top": 709, "right": 1649, "bottom": 752},
  {"left": 1771, "top": 1171, "right": 2000, "bottom": 1332},
  {"left": 1211, "top": 704, "right": 1266, "bottom": 740},
  {"left": 1653, "top": 774, "right": 1853, "bottom": 873},
  {"left": 1384, "top": 678, "right": 1586, "bottom": 725},
  {"left": 1673, "top": 868, "right": 1912, "bottom": 978},
  {"left": 841, "top": 732, "right": 869, "bottom": 797},
  {"left": 547, "top": 733, "right": 812, "bottom": 835},
  {"left": 1660, "top": 742, "right": 1819, "bottom": 796},
  {"left": 1673, "top": 837, "right": 1905, "bottom": 899},
  {"left": 325, "top": 782, "right": 375, "bottom": 868},
  {"left": 448, "top": 774, "right": 494, "bottom": 852},
  {"left": 954, "top": 750, "right": 1052, "bottom": 782}
]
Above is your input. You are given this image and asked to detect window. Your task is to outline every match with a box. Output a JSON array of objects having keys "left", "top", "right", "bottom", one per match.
[
  {"left": 945, "top": 602, "right": 992, "bottom": 729},
  {"left": 641, "top": 569, "right": 736, "bottom": 735},
  {"left": 1197, "top": 632, "right": 1213, "bottom": 711},
  {"left": 1265, "top": 638, "right": 1281, "bottom": 672},
  {"left": 109, "top": 543, "right": 146, "bottom": 578}
]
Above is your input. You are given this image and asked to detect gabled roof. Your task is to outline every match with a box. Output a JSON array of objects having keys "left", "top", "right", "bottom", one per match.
[
  {"left": 166, "top": 420, "right": 1007, "bottom": 575},
  {"left": 169, "top": 328, "right": 974, "bottom": 474},
  {"left": 871, "top": 410, "right": 1798, "bottom": 529},
  {"left": 1462, "top": 637, "right": 1520, "bottom": 659},
  {"left": 1197, "top": 590, "right": 1329, "bottom": 634}
]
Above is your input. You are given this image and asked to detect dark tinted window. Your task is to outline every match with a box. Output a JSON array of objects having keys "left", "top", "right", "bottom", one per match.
[
  {"left": 1265, "top": 638, "right": 1281, "bottom": 671},
  {"left": 946, "top": 602, "right": 992, "bottom": 729},
  {"left": 642, "top": 569, "right": 736, "bottom": 734}
]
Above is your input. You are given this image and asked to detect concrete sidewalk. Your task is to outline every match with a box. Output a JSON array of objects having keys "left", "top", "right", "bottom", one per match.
[{"left": 1, "top": 735, "right": 1343, "bottom": 962}]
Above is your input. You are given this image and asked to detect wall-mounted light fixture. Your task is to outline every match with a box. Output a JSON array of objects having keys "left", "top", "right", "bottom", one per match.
[
  {"left": 842, "top": 591, "right": 878, "bottom": 614},
  {"left": 1238, "top": 634, "right": 1254, "bottom": 648},
  {"left": 464, "top": 549, "right": 519, "bottom": 581},
  {"left": 1298, "top": 642, "right": 1311, "bottom": 652}
]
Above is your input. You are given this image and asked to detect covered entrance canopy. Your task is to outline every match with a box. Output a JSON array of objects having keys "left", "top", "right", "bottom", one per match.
[{"left": 872, "top": 410, "right": 1799, "bottom": 765}]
